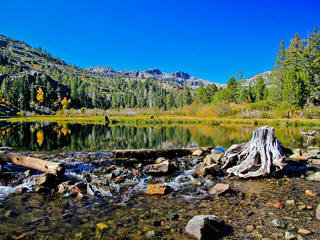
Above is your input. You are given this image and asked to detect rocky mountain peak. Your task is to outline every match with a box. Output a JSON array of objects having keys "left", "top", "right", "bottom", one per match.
[
  {"left": 172, "top": 71, "right": 190, "bottom": 80},
  {"left": 145, "top": 68, "right": 162, "bottom": 75}
]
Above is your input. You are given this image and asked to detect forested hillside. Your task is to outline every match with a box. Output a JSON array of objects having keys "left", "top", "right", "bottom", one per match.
[
  {"left": 0, "top": 29, "right": 319, "bottom": 118},
  {"left": 0, "top": 34, "right": 198, "bottom": 114}
]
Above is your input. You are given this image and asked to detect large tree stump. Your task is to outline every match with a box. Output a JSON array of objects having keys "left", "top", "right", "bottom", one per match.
[{"left": 222, "top": 126, "right": 286, "bottom": 178}]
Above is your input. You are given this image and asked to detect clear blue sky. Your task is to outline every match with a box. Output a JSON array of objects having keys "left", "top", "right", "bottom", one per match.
[{"left": 1, "top": 0, "right": 319, "bottom": 83}]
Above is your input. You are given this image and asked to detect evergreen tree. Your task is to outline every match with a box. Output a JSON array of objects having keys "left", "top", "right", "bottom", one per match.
[
  {"left": 182, "top": 83, "right": 192, "bottom": 105},
  {"left": 166, "top": 92, "right": 175, "bottom": 109},
  {"left": 282, "top": 69, "right": 308, "bottom": 107},
  {"left": 254, "top": 76, "right": 267, "bottom": 101},
  {"left": 194, "top": 85, "right": 209, "bottom": 104},
  {"left": 30, "top": 83, "right": 36, "bottom": 103}
]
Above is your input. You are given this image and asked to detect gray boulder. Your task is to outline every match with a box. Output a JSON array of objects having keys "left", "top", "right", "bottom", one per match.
[
  {"left": 143, "top": 160, "right": 169, "bottom": 174},
  {"left": 186, "top": 215, "right": 225, "bottom": 240}
]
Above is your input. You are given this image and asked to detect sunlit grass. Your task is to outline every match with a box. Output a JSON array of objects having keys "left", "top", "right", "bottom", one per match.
[
  {"left": 5, "top": 116, "right": 106, "bottom": 124},
  {"left": 3, "top": 114, "right": 320, "bottom": 127},
  {"left": 110, "top": 114, "right": 320, "bottom": 127}
]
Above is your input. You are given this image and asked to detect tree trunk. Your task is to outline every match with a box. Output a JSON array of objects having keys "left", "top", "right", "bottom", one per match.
[
  {"left": 0, "top": 151, "right": 65, "bottom": 176},
  {"left": 112, "top": 147, "right": 212, "bottom": 159},
  {"left": 222, "top": 126, "right": 286, "bottom": 178}
]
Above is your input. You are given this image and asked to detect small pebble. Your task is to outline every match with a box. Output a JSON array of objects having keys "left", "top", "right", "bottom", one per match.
[
  {"left": 298, "top": 228, "right": 311, "bottom": 235},
  {"left": 285, "top": 231, "right": 295, "bottom": 240},
  {"left": 285, "top": 200, "right": 295, "bottom": 206},
  {"left": 271, "top": 219, "right": 285, "bottom": 228},
  {"left": 298, "top": 204, "right": 306, "bottom": 211}
]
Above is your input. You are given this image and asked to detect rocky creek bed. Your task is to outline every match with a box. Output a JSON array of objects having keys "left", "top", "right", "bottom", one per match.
[{"left": 0, "top": 147, "right": 319, "bottom": 240}]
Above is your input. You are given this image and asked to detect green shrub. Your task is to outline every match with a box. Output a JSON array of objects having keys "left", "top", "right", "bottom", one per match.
[
  {"left": 305, "top": 106, "right": 320, "bottom": 119},
  {"left": 215, "top": 101, "right": 232, "bottom": 117},
  {"left": 247, "top": 100, "right": 279, "bottom": 111}
]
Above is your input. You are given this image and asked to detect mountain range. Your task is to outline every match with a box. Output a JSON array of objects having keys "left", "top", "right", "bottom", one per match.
[{"left": 86, "top": 66, "right": 227, "bottom": 89}]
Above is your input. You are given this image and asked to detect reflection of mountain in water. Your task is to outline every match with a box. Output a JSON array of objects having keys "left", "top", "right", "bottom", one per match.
[{"left": 0, "top": 122, "right": 318, "bottom": 152}]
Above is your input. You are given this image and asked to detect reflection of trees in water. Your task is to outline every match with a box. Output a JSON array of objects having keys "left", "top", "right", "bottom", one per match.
[
  {"left": 0, "top": 123, "right": 318, "bottom": 152},
  {"left": 186, "top": 125, "right": 320, "bottom": 149},
  {"left": 0, "top": 123, "right": 193, "bottom": 152}
]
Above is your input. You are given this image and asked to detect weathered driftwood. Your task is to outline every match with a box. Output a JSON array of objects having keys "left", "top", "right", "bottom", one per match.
[
  {"left": 0, "top": 151, "right": 65, "bottom": 176},
  {"left": 112, "top": 147, "right": 212, "bottom": 159},
  {"left": 222, "top": 126, "right": 286, "bottom": 178}
]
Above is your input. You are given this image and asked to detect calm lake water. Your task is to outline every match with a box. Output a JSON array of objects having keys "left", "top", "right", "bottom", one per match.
[{"left": 0, "top": 122, "right": 319, "bottom": 152}]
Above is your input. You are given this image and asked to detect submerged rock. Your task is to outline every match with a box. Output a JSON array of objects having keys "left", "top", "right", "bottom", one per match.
[
  {"left": 270, "top": 219, "right": 285, "bottom": 228},
  {"left": 146, "top": 184, "right": 172, "bottom": 195},
  {"left": 208, "top": 183, "right": 230, "bottom": 195},
  {"left": 306, "top": 171, "right": 320, "bottom": 182},
  {"left": 143, "top": 160, "right": 169, "bottom": 174},
  {"left": 316, "top": 204, "right": 320, "bottom": 220},
  {"left": 285, "top": 199, "right": 295, "bottom": 206},
  {"left": 185, "top": 215, "right": 225, "bottom": 240},
  {"left": 298, "top": 228, "right": 311, "bottom": 235},
  {"left": 284, "top": 231, "right": 295, "bottom": 240},
  {"left": 266, "top": 200, "right": 283, "bottom": 209}
]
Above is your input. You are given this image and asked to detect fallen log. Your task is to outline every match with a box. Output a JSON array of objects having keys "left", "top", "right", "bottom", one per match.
[
  {"left": 112, "top": 147, "right": 213, "bottom": 159},
  {"left": 222, "top": 126, "right": 286, "bottom": 178},
  {"left": 0, "top": 151, "right": 65, "bottom": 176}
]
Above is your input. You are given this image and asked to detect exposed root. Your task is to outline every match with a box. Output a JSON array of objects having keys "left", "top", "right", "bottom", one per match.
[{"left": 222, "top": 126, "right": 286, "bottom": 178}]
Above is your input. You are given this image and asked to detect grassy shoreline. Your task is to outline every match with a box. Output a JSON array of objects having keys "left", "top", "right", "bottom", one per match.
[{"left": 2, "top": 114, "right": 320, "bottom": 127}]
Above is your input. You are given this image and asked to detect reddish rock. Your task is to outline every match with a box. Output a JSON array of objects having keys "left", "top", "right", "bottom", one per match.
[
  {"left": 266, "top": 200, "right": 283, "bottom": 209},
  {"left": 146, "top": 184, "right": 172, "bottom": 195},
  {"left": 305, "top": 189, "right": 318, "bottom": 197},
  {"left": 15, "top": 187, "right": 28, "bottom": 195}
]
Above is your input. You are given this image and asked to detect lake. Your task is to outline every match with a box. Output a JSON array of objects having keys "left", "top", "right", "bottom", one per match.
[
  {"left": 0, "top": 122, "right": 319, "bottom": 239},
  {"left": 0, "top": 122, "right": 319, "bottom": 152}
]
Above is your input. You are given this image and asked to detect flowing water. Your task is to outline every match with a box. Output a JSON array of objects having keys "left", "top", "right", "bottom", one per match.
[{"left": 0, "top": 122, "right": 319, "bottom": 239}]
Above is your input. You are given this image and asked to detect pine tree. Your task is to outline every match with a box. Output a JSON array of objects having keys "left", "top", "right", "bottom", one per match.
[
  {"left": 166, "top": 92, "right": 175, "bottom": 109},
  {"left": 182, "top": 83, "right": 192, "bottom": 105},
  {"left": 254, "top": 76, "right": 267, "bottom": 101},
  {"left": 282, "top": 69, "right": 308, "bottom": 108}
]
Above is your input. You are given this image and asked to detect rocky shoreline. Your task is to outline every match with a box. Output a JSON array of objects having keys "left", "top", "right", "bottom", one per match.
[{"left": 0, "top": 146, "right": 319, "bottom": 239}]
